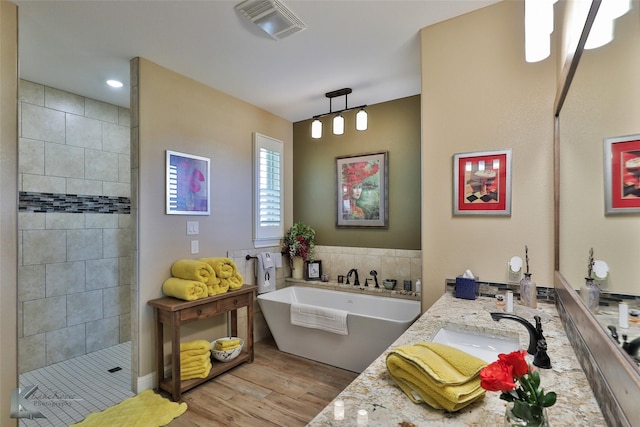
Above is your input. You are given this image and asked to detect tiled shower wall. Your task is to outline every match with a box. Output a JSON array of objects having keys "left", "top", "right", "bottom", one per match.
[{"left": 17, "top": 80, "right": 131, "bottom": 372}]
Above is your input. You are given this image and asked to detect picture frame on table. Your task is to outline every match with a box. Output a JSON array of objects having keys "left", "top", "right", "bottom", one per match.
[
  {"left": 166, "top": 150, "right": 210, "bottom": 215},
  {"left": 305, "top": 260, "right": 322, "bottom": 281},
  {"left": 336, "top": 151, "right": 388, "bottom": 227},
  {"left": 604, "top": 134, "right": 640, "bottom": 215},
  {"left": 453, "top": 149, "right": 512, "bottom": 216}
]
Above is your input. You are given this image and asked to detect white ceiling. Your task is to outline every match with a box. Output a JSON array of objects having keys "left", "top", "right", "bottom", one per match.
[{"left": 14, "top": 0, "right": 500, "bottom": 123}]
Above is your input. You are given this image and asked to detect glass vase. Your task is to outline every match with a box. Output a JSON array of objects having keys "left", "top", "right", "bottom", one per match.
[
  {"left": 519, "top": 273, "right": 537, "bottom": 308},
  {"left": 504, "top": 401, "right": 549, "bottom": 427},
  {"left": 580, "top": 277, "right": 600, "bottom": 314}
]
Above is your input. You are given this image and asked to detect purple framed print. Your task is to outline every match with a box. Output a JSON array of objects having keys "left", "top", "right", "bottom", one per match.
[{"left": 166, "top": 150, "right": 210, "bottom": 215}]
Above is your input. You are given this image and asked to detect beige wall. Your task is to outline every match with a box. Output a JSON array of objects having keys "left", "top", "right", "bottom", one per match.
[
  {"left": 133, "top": 58, "right": 292, "bottom": 380},
  {"left": 559, "top": 5, "right": 640, "bottom": 294},
  {"left": 420, "top": 0, "right": 556, "bottom": 308},
  {"left": 292, "top": 95, "right": 421, "bottom": 250},
  {"left": 0, "top": 1, "right": 18, "bottom": 425}
]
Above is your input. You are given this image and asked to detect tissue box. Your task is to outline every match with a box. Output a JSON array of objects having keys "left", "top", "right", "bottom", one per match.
[{"left": 455, "top": 277, "right": 477, "bottom": 300}]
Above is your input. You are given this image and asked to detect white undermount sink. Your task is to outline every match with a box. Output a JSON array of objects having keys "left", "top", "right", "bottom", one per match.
[{"left": 431, "top": 324, "right": 520, "bottom": 363}]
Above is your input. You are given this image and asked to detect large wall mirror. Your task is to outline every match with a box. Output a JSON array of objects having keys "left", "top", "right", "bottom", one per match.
[
  {"left": 557, "top": 0, "right": 640, "bottom": 421},
  {"left": 559, "top": 2, "right": 640, "bottom": 299}
]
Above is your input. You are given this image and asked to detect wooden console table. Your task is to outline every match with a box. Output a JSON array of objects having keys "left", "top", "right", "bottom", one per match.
[{"left": 148, "top": 284, "right": 256, "bottom": 401}]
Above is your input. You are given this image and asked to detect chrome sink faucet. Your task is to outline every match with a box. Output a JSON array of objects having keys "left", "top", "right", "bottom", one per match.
[
  {"left": 346, "top": 269, "right": 360, "bottom": 286},
  {"left": 490, "top": 312, "right": 551, "bottom": 369}
]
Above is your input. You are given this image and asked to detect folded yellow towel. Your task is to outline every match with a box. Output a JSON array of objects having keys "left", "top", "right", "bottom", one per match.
[
  {"left": 162, "top": 278, "right": 208, "bottom": 301},
  {"left": 386, "top": 353, "right": 485, "bottom": 412},
  {"left": 180, "top": 348, "right": 210, "bottom": 358},
  {"left": 171, "top": 259, "right": 214, "bottom": 283},
  {"left": 180, "top": 351, "right": 211, "bottom": 366},
  {"left": 214, "top": 338, "right": 241, "bottom": 350},
  {"left": 181, "top": 359, "right": 212, "bottom": 381},
  {"left": 392, "top": 342, "right": 487, "bottom": 385},
  {"left": 199, "top": 257, "right": 236, "bottom": 279},
  {"left": 386, "top": 342, "right": 488, "bottom": 412},
  {"left": 180, "top": 339, "right": 211, "bottom": 353}
]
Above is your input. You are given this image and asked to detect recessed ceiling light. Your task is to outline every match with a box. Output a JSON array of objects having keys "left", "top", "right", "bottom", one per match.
[{"left": 106, "top": 79, "right": 123, "bottom": 88}]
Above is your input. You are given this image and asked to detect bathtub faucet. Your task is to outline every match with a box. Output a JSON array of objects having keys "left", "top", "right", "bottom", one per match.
[{"left": 346, "top": 269, "right": 360, "bottom": 286}]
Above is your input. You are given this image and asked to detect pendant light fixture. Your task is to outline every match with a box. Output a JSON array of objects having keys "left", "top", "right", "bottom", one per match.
[{"left": 310, "top": 88, "right": 367, "bottom": 139}]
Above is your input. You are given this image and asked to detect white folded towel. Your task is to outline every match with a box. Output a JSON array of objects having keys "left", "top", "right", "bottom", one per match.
[
  {"left": 290, "top": 302, "right": 349, "bottom": 335},
  {"left": 259, "top": 252, "right": 274, "bottom": 269}
]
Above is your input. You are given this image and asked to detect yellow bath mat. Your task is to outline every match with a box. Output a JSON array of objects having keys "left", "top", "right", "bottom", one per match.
[{"left": 70, "top": 389, "right": 187, "bottom": 426}]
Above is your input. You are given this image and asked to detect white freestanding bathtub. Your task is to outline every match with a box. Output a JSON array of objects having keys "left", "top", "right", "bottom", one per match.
[{"left": 257, "top": 286, "right": 421, "bottom": 372}]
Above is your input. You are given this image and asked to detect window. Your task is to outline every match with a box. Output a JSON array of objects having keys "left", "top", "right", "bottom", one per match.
[{"left": 253, "top": 133, "right": 283, "bottom": 247}]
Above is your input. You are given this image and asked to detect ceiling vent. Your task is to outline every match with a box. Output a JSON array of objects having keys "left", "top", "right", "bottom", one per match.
[{"left": 235, "top": 0, "right": 307, "bottom": 40}]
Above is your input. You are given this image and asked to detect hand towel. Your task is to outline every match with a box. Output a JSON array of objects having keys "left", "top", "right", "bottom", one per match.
[
  {"left": 199, "top": 257, "right": 236, "bottom": 279},
  {"left": 290, "top": 302, "right": 349, "bottom": 335},
  {"left": 214, "top": 338, "right": 241, "bottom": 350},
  {"left": 385, "top": 342, "right": 488, "bottom": 412},
  {"left": 258, "top": 252, "right": 274, "bottom": 269},
  {"left": 393, "top": 342, "right": 487, "bottom": 385},
  {"left": 162, "top": 278, "right": 208, "bottom": 301},
  {"left": 170, "top": 259, "right": 214, "bottom": 283},
  {"left": 386, "top": 358, "right": 485, "bottom": 412},
  {"left": 180, "top": 339, "right": 211, "bottom": 353}
]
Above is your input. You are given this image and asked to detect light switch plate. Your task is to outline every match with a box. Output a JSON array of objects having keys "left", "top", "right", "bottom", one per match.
[
  {"left": 187, "top": 221, "right": 199, "bottom": 235},
  {"left": 191, "top": 240, "right": 199, "bottom": 254}
]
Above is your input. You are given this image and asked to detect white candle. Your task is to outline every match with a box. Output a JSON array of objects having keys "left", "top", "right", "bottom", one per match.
[
  {"left": 506, "top": 291, "right": 514, "bottom": 313},
  {"left": 357, "top": 409, "right": 368, "bottom": 426},
  {"left": 333, "top": 400, "right": 344, "bottom": 420},
  {"left": 620, "top": 303, "right": 629, "bottom": 329}
]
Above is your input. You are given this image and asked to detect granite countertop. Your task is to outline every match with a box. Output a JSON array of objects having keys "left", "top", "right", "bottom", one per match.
[
  {"left": 307, "top": 293, "right": 606, "bottom": 426},
  {"left": 595, "top": 306, "right": 640, "bottom": 344}
]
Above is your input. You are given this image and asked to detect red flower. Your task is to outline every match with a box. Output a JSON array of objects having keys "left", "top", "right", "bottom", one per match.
[
  {"left": 480, "top": 360, "right": 517, "bottom": 392},
  {"left": 498, "top": 350, "right": 529, "bottom": 378}
]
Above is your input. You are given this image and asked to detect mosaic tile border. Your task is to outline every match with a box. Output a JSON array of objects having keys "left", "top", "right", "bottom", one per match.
[
  {"left": 19, "top": 191, "right": 130, "bottom": 214},
  {"left": 445, "top": 278, "right": 556, "bottom": 303}
]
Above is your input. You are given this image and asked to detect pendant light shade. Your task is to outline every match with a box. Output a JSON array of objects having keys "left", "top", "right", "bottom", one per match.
[
  {"left": 585, "top": 0, "right": 630, "bottom": 50},
  {"left": 333, "top": 114, "right": 345, "bottom": 135},
  {"left": 309, "top": 88, "right": 367, "bottom": 139},
  {"left": 311, "top": 118, "right": 322, "bottom": 139},
  {"left": 355, "top": 108, "right": 368, "bottom": 131}
]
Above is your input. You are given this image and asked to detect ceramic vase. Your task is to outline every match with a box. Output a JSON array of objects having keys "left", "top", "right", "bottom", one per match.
[
  {"left": 291, "top": 256, "right": 304, "bottom": 280},
  {"left": 504, "top": 401, "right": 549, "bottom": 427}
]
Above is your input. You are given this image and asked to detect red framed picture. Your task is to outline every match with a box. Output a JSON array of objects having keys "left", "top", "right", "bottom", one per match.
[
  {"left": 604, "top": 134, "right": 640, "bottom": 215},
  {"left": 453, "top": 149, "right": 512, "bottom": 216}
]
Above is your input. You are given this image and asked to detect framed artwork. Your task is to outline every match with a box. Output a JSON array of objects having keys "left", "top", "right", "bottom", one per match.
[
  {"left": 305, "top": 260, "right": 322, "bottom": 281},
  {"left": 166, "top": 150, "right": 211, "bottom": 215},
  {"left": 604, "top": 134, "right": 640, "bottom": 215},
  {"left": 336, "top": 151, "right": 388, "bottom": 227},
  {"left": 453, "top": 149, "right": 512, "bottom": 216}
]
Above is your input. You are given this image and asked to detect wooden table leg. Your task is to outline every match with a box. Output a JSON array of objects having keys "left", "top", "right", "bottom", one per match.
[
  {"left": 171, "top": 311, "right": 181, "bottom": 401},
  {"left": 154, "top": 308, "right": 163, "bottom": 391}
]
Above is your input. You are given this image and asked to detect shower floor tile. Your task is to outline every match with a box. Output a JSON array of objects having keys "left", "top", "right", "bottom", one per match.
[{"left": 18, "top": 342, "right": 133, "bottom": 427}]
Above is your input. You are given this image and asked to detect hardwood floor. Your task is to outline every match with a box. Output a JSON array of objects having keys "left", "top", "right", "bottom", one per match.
[{"left": 167, "top": 337, "right": 358, "bottom": 427}]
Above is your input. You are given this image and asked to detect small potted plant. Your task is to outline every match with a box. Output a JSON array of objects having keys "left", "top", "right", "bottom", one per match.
[{"left": 283, "top": 222, "right": 316, "bottom": 279}]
